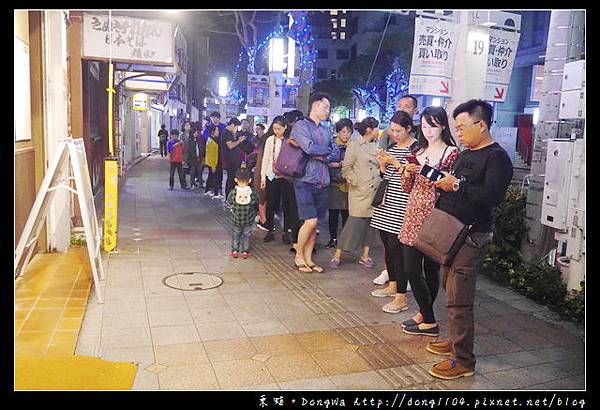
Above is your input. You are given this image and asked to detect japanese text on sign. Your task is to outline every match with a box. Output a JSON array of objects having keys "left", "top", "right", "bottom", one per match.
[
  {"left": 409, "top": 18, "right": 458, "bottom": 96},
  {"left": 83, "top": 14, "right": 173, "bottom": 64},
  {"left": 485, "top": 29, "right": 520, "bottom": 102}
]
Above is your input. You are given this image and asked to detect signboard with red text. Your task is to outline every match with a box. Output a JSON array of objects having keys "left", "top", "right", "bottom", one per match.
[{"left": 409, "top": 17, "right": 459, "bottom": 97}]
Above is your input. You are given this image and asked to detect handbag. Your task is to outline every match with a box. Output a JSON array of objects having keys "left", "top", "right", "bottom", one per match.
[
  {"left": 372, "top": 169, "right": 395, "bottom": 207},
  {"left": 273, "top": 139, "right": 309, "bottom": 178},
  {"left": 413, "top": 207, "right": 473, "bottom": 266}
]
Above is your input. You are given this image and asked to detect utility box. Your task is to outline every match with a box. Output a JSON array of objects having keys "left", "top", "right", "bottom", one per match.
[
  {"left": 559, "top": 89, "right": 586, "bottom": 119},
  {"left": 541, "top": 140, "right": 575, "bottom": 230},
  {"left": 559, "top": 59, "right": 586, "bottom": 119},
  {"left": 561, "top": 60, "right": 585, "bottom": 91}
]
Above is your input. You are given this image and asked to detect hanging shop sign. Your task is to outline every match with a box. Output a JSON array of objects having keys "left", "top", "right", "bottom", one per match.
[
  {"left": 282, "top": 77, "right": 299, "bottom": 109},
  {"left": 247, "top": 74, "right": 270, "bottom": 116},
  {"left": 82, "top": 13, "right": 174, "bottom": 65},
  {"left": 409, "top": 17, "right": 459, "bottom": 97},
  {"left": 132, "top": 93, "right": 148, "bottom": 111},
  {"left": 485, "top": 29, "right": 521, "bottom": 103}
]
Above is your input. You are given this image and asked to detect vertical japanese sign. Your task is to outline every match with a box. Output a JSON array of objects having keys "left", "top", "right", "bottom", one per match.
[
  {"left": 485, "top": 29, "right": 521, "bottom": 102},
  {"left": 83, "top": 13, "right": 173, "bottom": 64},
  {"left": 103, "top": 159, "right": 119, "bottom": 252},
  {"left": 409, "top": 17, "right": 459, "bottom": 97},
  {"left": 247, "top": 74, "right": 270, "bottom": 116}
]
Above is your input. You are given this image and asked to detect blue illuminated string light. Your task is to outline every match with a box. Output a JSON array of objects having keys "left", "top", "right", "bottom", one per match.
[
  {"left": 352, "top": 86, "right": 383, "bottom": 117},
  {"left": 384, "top": 65, "right": 409, "bottom": 122}
]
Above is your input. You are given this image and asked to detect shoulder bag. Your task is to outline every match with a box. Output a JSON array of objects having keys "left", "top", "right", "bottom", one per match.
[
  {"left": 413, "top": 207, "right": 473, "bottom": 266},
  {"left": 273, "top": 138, "right": 309, "bottom": 178}
]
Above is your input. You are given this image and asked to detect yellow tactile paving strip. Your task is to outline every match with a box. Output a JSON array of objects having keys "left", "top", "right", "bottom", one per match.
[{"left": 15, "top": 246, "right": 92, "bottom": 358}]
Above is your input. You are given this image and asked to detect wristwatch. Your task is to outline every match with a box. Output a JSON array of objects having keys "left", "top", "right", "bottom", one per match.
[{"left": 452, "top": 177, "right": 463, "bottom": 192}]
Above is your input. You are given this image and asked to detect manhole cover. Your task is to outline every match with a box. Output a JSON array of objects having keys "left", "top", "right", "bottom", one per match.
[{"left": 162, "top": 272, "right": 223, "bottom": 291}]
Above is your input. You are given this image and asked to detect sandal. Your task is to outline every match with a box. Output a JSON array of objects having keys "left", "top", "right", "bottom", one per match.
[
  {"left": 298, "top": 263, "right": 313, "bottom": 273},
  {"left": 308, "top": 264, "right": 324, "bottom": 273}
]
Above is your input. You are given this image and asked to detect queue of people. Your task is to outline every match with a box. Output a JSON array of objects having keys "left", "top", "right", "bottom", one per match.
[{"left": 162, "top": 95, "right": 514, "bottom": 381}]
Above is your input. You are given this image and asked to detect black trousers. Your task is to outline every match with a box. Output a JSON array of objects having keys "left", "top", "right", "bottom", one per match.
[
  {"left": 403, "top": 244, "right": 441, "bottom": 323},
  {"left": 328, "top": 209, "right": 349, "bottom": 240},
  {"left": 225, "top": 166, "right": 239, "bottom": 199},
  {"left": 169, "top": 162, "right": 186, "bottom": 188},
  {"left": 205, "top": 166, "right": 223, "bottom": 195},
  {"left": 160, "top": 140, "right": 168, "bottom": 157},
  {"left": 266, "top": 178, "right": 300, "bottom": 240},
  {"left": 188, "top": 160, "right": 199, "bottom": 186},
  {"left": 379, "top": 230, "right": 408, "bottom": 293}
]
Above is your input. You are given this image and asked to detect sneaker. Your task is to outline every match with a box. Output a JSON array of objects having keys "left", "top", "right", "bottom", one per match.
[
  {"left": 204, "top": 191, "right": 214, "bottom": 197},
  {"left": 256, "top": 222, "right": 269, "bottom": 232},
  {"left": 281, "top": 233, "right": 291, "bottom": 245},
  {"left": 213, "top": 194, "right": 224, "bottom": 199},
  {"left": 329, "top": 258, "right": 341, "bottom": 268},
  {"left": 169, "top": 186, "right": 174, "bottom": 191},
  {"left": 371, "top": 288, "right": 396, "bottom": 298},
  {"left": 429, "top": 359, "right": 474, "bottom": 380},
  {"left": 182, "top": 185, "right": 190, "bottom": 190},
  {"left": 373, "top": 269, "right": 389, "bottom": 285},
  {"left": 325, "top": 239, "right": 337, "bottom": 249},
  {"left": 359, "top": 257, "right": 374, "bottom": 268},
  {"left": 402, "top": 324, "right": 439, "bottom": 337},
  {"left": 426, "top": 340, "right": 453, "bottom": 356},
  {"left": 242, "top": 251, "right": 251, "bottom": 259},
  {"left": 230, "top": 251, "right": 239, "bottom": 258},
  {"left": 263, "top": 232, "right": 275, "bottom": 243},
  {"left": 382, "top": 301, "right": 409, "bottom": 314}
]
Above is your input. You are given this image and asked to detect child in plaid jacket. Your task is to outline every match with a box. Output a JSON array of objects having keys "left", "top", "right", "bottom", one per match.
[{"left": 227, "top": 166, "right": 259, "bottom": 258}]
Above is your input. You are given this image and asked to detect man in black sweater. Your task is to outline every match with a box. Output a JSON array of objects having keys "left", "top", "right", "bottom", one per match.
[{"left": 427, "top": 99, "right": 513, "bottom": 380}]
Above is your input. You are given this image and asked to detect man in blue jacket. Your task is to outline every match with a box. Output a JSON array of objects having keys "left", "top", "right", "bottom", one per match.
[{"left": 290, "top": 92, "right": 340, "bottom": 273}]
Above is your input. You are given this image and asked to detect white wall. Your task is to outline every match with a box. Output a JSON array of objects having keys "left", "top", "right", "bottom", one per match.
[{"left": 43, "top": 10, "right": 71, "bottom": 252}]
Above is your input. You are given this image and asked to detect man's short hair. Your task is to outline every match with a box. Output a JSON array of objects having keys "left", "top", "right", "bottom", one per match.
[
  {"left": 170, "top": 129, "right": 179, "bottom": 135},
  {"left": 210, "top": 111, "right": 221, "bottom": 118},
  {"left": 161, "top": 124, "right": 166, "bottom": 128},
  {"left": 227, "top": 118, "right": 242, "bottom": 126},
  {"left": 452, "top": 99, "right": 493, "bottom": 129},
  {"left": 399, "top": 95, "right": 418, "bottom": 109},
  {"left": 308, "top": 92, "right": 330, "bottom": 112},
  {"left": 255, "top": 123, "right": 265, "bottom": 130}
]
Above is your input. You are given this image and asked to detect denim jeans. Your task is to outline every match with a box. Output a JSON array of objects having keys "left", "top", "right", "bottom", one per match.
[{"left": 232, "top": 223, "right": 254, "bottom": 252}]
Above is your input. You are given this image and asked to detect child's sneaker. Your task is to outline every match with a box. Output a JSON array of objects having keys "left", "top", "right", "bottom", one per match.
[
  {"left": 230, "top": 251, "right": 239, "bottom": 258},
  {"left": 242, "top": 251, "right": 251, "bottom": 259}
]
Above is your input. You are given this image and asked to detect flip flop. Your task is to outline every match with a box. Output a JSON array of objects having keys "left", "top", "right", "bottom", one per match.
[{"left": 308, "top": 264, "right": 324, "bottom": 273}]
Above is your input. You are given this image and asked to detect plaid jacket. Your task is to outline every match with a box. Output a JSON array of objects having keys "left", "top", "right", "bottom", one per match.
[{"left": 227, "top": 187, "right": 259, "bottom": 227}]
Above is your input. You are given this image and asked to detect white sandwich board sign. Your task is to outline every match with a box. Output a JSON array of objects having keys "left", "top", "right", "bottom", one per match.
[{"left": 14, "top": 138, "right": 105, "bottom": 303}]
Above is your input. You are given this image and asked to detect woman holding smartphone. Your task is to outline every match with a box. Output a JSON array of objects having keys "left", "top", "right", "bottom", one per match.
[
  {"left": 369, "top": 111, "right": 418, "bottom": 313},
  {"left": 329, "top": 117, "right": 382, "bottom": 269},
  {"left": 399, "top": 106, "right": 459, "bottom": 336}
]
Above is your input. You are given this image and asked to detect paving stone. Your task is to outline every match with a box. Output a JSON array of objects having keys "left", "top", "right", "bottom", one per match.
[{"left": 211, "top": 359, "right": 276, "bottom": 389}]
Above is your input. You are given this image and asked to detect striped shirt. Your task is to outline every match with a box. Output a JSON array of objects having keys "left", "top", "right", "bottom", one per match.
[{"left": 370, "top": 144, "right": 413, "bottom": 235}]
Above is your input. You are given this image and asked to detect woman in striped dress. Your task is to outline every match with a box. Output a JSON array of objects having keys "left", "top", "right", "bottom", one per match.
[{"left": 370, "top": 111, "right": 417, "bottom": 314}]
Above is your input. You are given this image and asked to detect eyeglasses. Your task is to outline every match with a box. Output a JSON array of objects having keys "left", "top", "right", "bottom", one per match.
[{"left": 454, "top": 120, "right": 481, "bottom": 133}]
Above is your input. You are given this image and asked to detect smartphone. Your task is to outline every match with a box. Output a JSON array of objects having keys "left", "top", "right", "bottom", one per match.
[
  {"left": 420, "top": 164, "right": 444, "bottom": 182},
  {"left": 405, "top": 155, "right": 420, "bottom": 165}
]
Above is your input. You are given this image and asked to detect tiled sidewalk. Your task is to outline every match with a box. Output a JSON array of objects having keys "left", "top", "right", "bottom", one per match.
[{"left": 76, "top": 155, "right": 585, "bottom": 390}]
